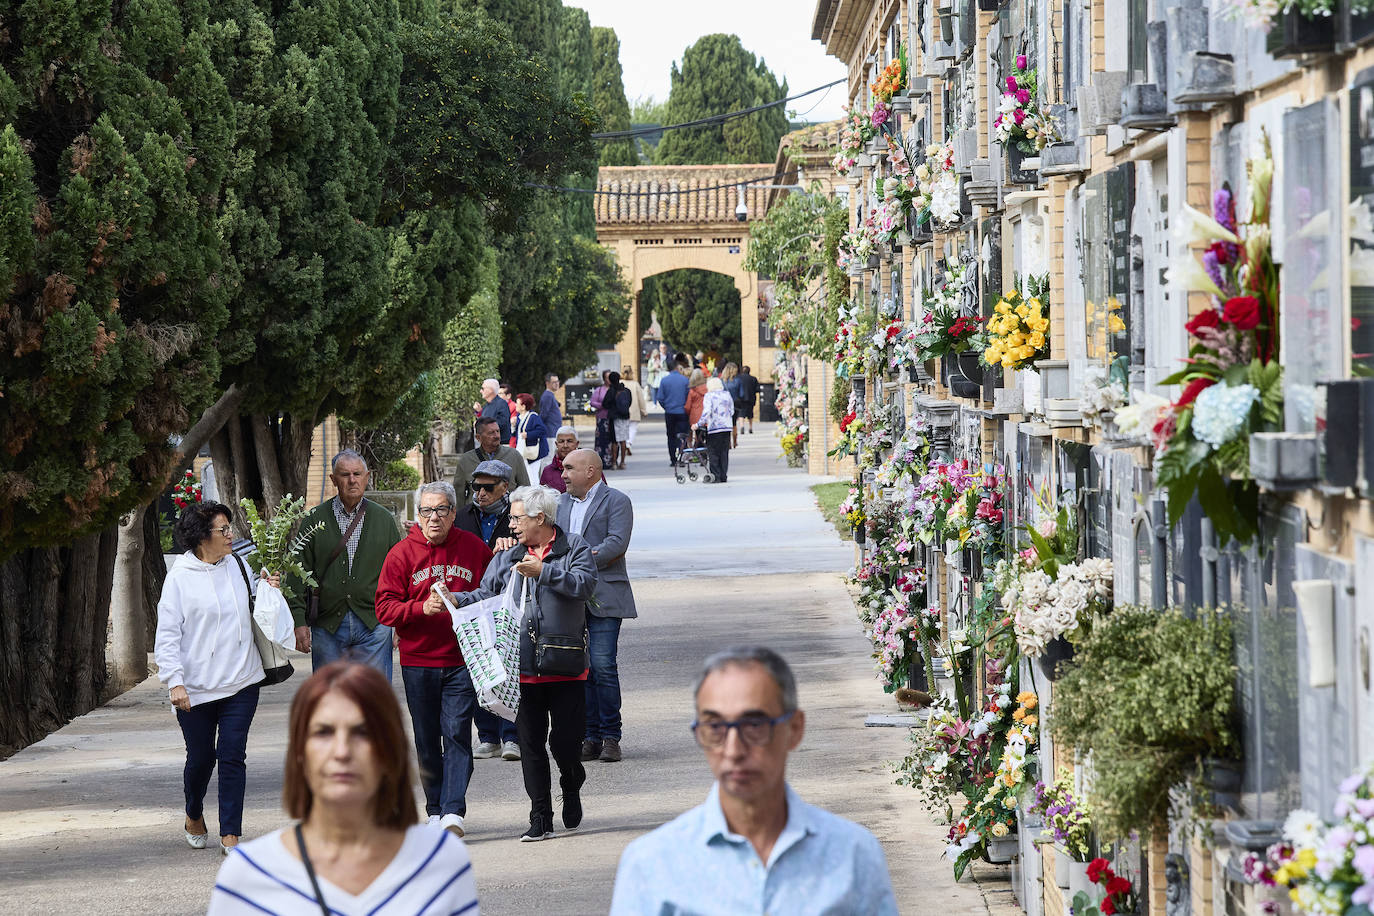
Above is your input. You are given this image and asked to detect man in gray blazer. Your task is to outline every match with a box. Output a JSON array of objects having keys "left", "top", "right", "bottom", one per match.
[{"left": 558, "top": 449, "right": 636, "bottom": 763}]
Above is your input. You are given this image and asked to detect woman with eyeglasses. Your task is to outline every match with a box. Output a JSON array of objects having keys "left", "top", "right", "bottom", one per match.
[{"left": 155, "top": 501, "right": 280, "bottom": 855}]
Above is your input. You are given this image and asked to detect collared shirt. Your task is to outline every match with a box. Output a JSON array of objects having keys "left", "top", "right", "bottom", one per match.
[
  {"left": 610, "top": 783, "right": 898, "bottom": 916},
  {"left": 656, "top": 370, "right": 690, "bottom": 414},
  {"left": 331, "top": 497, "right": 366, "bottom": 569},
  {"left": 567, "top": 479, "right": 603, "bottom": 537}
]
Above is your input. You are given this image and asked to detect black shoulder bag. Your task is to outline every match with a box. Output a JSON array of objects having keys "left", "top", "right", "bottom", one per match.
[
  {"left": 306, "top": 502, "right": 366, "bottom": 626},
  {"left": 294, "top": 824, "right": 332, "bottom": 916},
  {"left": 527, "top": 573, "right": 589, "bottom": 677}
]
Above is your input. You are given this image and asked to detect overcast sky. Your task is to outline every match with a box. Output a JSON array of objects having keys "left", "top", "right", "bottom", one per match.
[{"left": 574, "top": 0, "right": 849, "bottom": 123}]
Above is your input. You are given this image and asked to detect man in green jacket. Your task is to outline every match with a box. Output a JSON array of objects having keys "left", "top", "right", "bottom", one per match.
[{"left": 286, "top": 450, "right": 405, "bottom": 680}]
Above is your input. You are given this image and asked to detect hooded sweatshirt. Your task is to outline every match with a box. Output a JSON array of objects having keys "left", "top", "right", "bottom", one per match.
[
  {"left": 375, "top": 524, "right": 493, "bottom": 667},
  {"left": 155, "top": 552, "right": 265, "bottom": 707}
]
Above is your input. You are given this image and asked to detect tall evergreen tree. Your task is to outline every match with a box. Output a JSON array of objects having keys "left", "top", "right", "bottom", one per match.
[
  {"left": 0, "top": 0, "right": 235, "bottom": 746},
  {"left": 592, "top": 27, "right": 637, "bottom": 166},
  {"left": 642, "top": 269, "right": 743, "bottom": 364},
  {"left": 656, "top": 34, "right": 790, "bottom": 165}
]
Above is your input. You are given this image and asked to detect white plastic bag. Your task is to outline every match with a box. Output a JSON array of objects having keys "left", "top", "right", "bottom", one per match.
[
  {"left": 254, "top": 580, "right": 296, "bottom": 651},
  {"left": 442, "top": 573, "right": 524, "bottom": 721}
]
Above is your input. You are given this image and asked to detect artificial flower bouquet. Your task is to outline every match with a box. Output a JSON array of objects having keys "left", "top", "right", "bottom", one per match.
[
  {"left": 1155, "top": 139, "right": 1281, "bottom": 547},
  {"left": 871, "top": 44, "right": 908, "bottom": 105},
  {"left": 172, "top": 469, "right": 204, "bottom": 512},
  {"left": 1029, "top": 768, "right": 1094, "bottom": 862},
  {"left": 833, "top": 108, "right": 877, "bottom": 177},
  {"left": 914, "top": 141, "right": 960, "bottom": 228},
  {"left": 1243, "top": 760, "right": 1374, "bottom": 916},
  {"left": 1079, "top": 360, "right": 1129, "bottom": 429},
  {"left": 983, "top": 274, "right": 1051, "bottom": 370},
  {"left": 1223, "top": 0, "right": 1374, "bottom": 32},
  {"left": 913, "top": 261, "right": 986, "bottom": 361},
  {"left": 992, "top": 55, "right": 1060, "bottom": 154},
  {"left": 872, "top": 589, "right": 922, "bottom": 691},
  {"left": 1075, "top": 858, "right": 1141, "bottom": 916}
]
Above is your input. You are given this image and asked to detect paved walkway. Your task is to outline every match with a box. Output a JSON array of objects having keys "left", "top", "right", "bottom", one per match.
[{"left": 0, "top": 421, "right": 994, "bottom": 915}]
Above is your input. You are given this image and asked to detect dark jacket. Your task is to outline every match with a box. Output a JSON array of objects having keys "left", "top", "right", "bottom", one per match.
[
  {"left": 455, "top": 502, "right": 514, "bottom": 550},
  {"left": 557, "top": 484, "right": 636, "bottom": 619},
  {"left": 455, "top": 526, "right": 597, "bottom": 677},
  {"left": 480, "top": 396, "right": 512, "bottom": 442},
  {"left": 453, "top": 446, "right": 530, "bottom": 502},
  {"left": 285, "top": 498, "right": 403, "bottom": 633},
  {"left": 738, "top": 371, "right": 760, "bottom": 405},
  {"left": 516, "top": 411, "right": 550, "bottom": 460},
  {"left": 538, "top": 388, "right": 563, "bottom": 433}
]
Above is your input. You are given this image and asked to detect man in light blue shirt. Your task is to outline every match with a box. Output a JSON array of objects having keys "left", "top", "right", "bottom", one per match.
[{"left": 610, "top": 646, "right": 899, "bottom": 915}]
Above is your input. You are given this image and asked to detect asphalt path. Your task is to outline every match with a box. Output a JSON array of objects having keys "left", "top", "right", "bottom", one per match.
[{"left": 0, "top": 421, "right": 991, "bottom": 914}]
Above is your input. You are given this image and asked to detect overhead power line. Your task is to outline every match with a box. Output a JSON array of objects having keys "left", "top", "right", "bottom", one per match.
[
  {"left": 523, "top": 170, "right": 800, "bottom": 197},
  {"left": 593, "top": 78, "right": 846, "bottom": 141}
]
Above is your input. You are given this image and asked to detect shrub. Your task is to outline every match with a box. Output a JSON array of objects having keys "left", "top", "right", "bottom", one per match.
[{"left": 374, "top": 460, "right": 420, "bottom": 492}]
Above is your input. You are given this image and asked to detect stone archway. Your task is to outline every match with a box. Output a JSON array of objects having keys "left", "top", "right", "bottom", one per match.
[{"left": 595, "top": 164, "right": 778, "bottom": 398}]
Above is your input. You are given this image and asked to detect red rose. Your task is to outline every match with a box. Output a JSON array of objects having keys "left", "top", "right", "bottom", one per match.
[
  {"left": 839, "top": 411, "right": 856, "bottom": 433},
  {"left": 1106, "top": 876, "right": 1132, "bottom": 896},
  {"left": 1087, "top": 858, "right": 1112, "bottom": 884},
  {"left": 1223, "top": 295, "right": 1261, "bottom": 330},
  {"left": 1185, "top": 309, "right": 1220, "bottom": 337},
  {"left": 1101, "top": 897, "right": 1117, "bottom": 915},
  {"left": 1175, "top": 377, "right": 1215, "bottom": 408}
]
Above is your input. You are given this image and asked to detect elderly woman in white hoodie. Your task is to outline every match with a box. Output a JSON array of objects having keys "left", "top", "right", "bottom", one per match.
[{"left": 155, "top": 501, "right": 278, "bottom": 855}]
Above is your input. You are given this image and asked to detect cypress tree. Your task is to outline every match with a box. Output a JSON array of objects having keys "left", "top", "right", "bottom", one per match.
[
  {"left": 592, "top": 27, "right": 638, "bottom": 167},
  {"left": 642, "top": 269, "right": 743, "bottom": 364},
  {"left": 656, "top": 34, "right": 790, "bottom": 165}
]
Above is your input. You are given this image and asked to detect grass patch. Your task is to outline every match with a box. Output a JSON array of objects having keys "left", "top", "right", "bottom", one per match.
[{"left": 812, "top": 481, "right": 853, "bottom": 540}]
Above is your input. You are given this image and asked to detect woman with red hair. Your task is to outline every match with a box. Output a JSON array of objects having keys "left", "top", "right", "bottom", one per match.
[{"left": 207, "top": 662, "right": 479, "bottom": 914}]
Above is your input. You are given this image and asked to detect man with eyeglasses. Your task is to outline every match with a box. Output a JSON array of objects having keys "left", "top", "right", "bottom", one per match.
[
  {"left": 609, "top": 646, "right": 898, "bottom": 915},
  {"left": 376, "top": 481, "right": 494, "bottom": 837},
  {"left": 454, "top": 460, "right": 521, "bottom": 762}
]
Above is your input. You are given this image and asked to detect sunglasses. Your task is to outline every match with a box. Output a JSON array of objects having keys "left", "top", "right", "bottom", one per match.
[{"left": 471, "top": 482, "right": 504, "bottom": 493}]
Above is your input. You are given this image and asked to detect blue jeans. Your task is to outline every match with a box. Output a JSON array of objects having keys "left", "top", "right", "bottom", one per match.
[
  {"left": 475, "top": 707, "right": 518, "bottom": 745},
  {"left": 401, "top": 665, "right": 477, "bottom": 817},
  {"left": 312, "top": 611, "right": 393, "bottom": 682},
  {"left": 585, "top": 615, "right": 623, "bottom": 742},
  {"left": 176, "top": 684, "right": 260, "bottom": 837}
]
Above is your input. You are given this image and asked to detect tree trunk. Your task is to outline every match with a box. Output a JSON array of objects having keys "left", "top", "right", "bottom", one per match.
[
  {"left": 281, "top": 413, "right": 316, "bottom": 499},
  {"left": 109, "top": 506, "right": 148, "bottom": 691},
  {"left": 141, "top": 504, "right": 166, "bottom": 648},
  {"left": 422, "top": 423, "right": 441, "bottom": 483},
  {"left": 251, "top": 413, "right": 286, "bottom": 511},
  {"left": 0, "top": 526, "right": 119, "bottom": 751}
]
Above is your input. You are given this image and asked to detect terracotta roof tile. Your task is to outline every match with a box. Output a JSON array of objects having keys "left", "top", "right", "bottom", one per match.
[{"left": 595, "top": 164, "right": 778, "bottom": 226}]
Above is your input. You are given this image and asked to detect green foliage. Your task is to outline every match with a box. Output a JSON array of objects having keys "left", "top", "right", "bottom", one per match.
[
  {"left": 1050, "top": 606, "right": 1239, "bottom": 842},
  {"left": 642, "top": 269, "right": 743, "bottom": 364},
  {"left": 743, "top": 189, "right": 845, "bottom": 353},
  {"left": 239, "top": 495, "right": 326, "bottom": 600},
  {"left": 656, "top": 34, "right": 790, "bottom": 165},
  {"left": 501, "top": 234, "right": 631, "bottom": 392},
  {"left": 812, "top": 482, "right": 854, "bottom": 540},
  {"left": 435, "top": 247, "right": 503, "bottom": 427},
  {"left": 829, "top": 377, "right": 851, "bottom": 426},
  {"left": 591, "top": 28, "right": 638, "bottom": 167},
  {"left": 375, "top": 460, "right": 421, "bottom": 491},
  {"left": 339, "top": 375, "right": 435, "bottom": 471},
  {"left": 0, "top": 0, "right": 234, "bottom": 554}
]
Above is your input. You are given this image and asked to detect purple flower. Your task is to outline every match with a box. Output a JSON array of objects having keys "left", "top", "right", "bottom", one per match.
[
  {"left": 1006, "top": 76, "right": 1018, "bottom": 93},
  {"left": 1354, "top": 845, "right": 1374, "bottom": 882},
  {"left": 1356, "top": 882, "right": 1374, "bottom": 908},
  {"left": 1213, "top": 187, "right": 1237, "bottom": 234},
  {"left": 871, "top": 103, "right": 890, "bottom": 128},
  {"left": 1016, "top": 88, "right": 1030, "bottom": 105},
  {"left": 1016, "top": 54, "right": 1027, "bottom": 70},
  {"left": 1355, "top": 798, "right": 1374, "bottom": 819},
  {"left": 1013, "top": 108, "right": 1025, "bottom": 126},
  {"left": 1341, "top": 772, "right": 1367, "bottom": 794},
  {"left": 1202, "top": 248, "right": 1225, "bottom": 291}
]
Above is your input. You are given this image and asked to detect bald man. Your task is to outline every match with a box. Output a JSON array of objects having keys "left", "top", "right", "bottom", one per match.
[{"left": 558, "top": 449, "right": 637, "bottom": 763}]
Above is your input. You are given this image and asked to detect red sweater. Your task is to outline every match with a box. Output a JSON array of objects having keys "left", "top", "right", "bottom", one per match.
[{"left": 376, "top": 525, "right": 493, "bottom": 667}]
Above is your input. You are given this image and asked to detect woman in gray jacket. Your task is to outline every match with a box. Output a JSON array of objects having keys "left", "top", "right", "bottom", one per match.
[{"left": 458, "top": 485, "right": 597, "bottom": 841}]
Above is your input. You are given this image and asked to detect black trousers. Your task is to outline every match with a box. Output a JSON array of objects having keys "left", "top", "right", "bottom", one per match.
[
  {"left": 664, "top": 412, "right": 690, "bottom": 463},
  {"left": 517, "top": 680, "right": 586, "bottom": 820},
  {"left": 706, "top": 430, "right": 731, "bottom": 481}
]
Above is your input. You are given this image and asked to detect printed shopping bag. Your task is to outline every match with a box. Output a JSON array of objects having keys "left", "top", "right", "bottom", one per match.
[{"left": 441, "top": 573, "right": 524, "bottom": 721}]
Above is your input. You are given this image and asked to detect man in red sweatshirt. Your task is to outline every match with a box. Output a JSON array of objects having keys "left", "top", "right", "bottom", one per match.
[{"left": 376, "top": 481, "right": 493, "bottom": 837}]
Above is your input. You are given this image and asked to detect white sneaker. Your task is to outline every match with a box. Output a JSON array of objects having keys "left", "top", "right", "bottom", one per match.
[
  {"left": 427, "top": 815, "right": 441, "bottom": 827},
  {"left": 501, "top": 740, "right": 521, "bottom": 761},
  {"left": 440, "top": 813, "right": 465, "bottom": 837},
  {"left": 473, "top": 742, "right": 500, "bottom": 759}
]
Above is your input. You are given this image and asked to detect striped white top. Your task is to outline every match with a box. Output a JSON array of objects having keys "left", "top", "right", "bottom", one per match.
[{"left": 208, "top": 824, "right": 479, "bottom": 916}]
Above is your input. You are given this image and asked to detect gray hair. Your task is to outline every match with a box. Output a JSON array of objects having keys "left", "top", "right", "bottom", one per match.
[
  {"left": 693, "top": 646, "right": 798, "bottom": 714},
  {"left": 556, "top": 425, "right": 578, "bottom": 438},
  {"left": 510, "top": 485, "right": 560, "bottom": 527},
  {"left": 482, "top": 377, "right": 500, "bottom": 391},
  {"left": 418, "top": 480, "right": 457, "bottom": 508},
  {"left": 331, "top": 449, "right": 367, "bottom": 473}
]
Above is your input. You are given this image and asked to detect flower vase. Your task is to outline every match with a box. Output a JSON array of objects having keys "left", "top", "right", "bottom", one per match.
[
  {"left": 867, "top": 253, "right": 880, "bottom": 270},
  {"left": 986, "top": 834, "right": 1019, "bottom": 864},
  {"left": 1036, "top": 636, "right": 1075, "bottom": 681},
  {"left": 1069, "top": 859, "right": 1097, "bottom": 903},
  {"left": 1053, "top": 847, "right": 1073, "bottom": 889}
]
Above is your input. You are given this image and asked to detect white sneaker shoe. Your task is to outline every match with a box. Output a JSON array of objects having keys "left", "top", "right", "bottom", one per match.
[
  {"left": 473, "top": 742, "right": 500, "bottom": 759},
  {"left": 427, "top": 815, "right": 441, "bottom": 827},
  {"left": 440, "top": 813, "right": 465, "bottom": 837},
  {"left": 501, "top": 740, "right": 521, "bottom": 761}
]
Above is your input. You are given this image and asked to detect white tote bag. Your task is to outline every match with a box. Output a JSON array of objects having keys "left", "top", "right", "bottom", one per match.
[
  {"left": 254, "top": 580, "right": 296, "bottom": 651},
  {"left": 442, "top": 573, "right": 524, "bottom": 721}
]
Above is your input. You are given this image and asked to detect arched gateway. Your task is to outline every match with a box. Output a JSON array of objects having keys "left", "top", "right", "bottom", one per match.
[{"left": 595, "top": 164, "right": 779, "bottom": 400}]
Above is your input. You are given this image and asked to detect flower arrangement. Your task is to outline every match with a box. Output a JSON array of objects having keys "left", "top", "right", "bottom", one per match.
[
  {"left": 914, "top": 142, "right": 960, "bottom": 228},
  {"left": 1030, "top": 768, "right": 1094, "bottom": 862},
  {"left": 835, "top": 226, "right": 875, "bottom": 273},
  {"left": 913, "top": 261, "right": 986, "bottom": 361},
  {"left": 1155, "top": 139, "right": 1280, "bottom": 547},
  {"left": 982, "top": 274, "right": 1051, "bottom": 370},
  {"left": 871, "top": 593, "right": 921, "bottom": 690},
  {"left": 1076, "top": 858, "right": 1141, "bottom": 916},
  {"left": 1223, "top": 0, "right": 1374, "bottom": 32},
  {"left": 871, "top": 45, "right": 908, "bottom": 104},
  {"left": 1079, "top": 361, "right": 1129, "bottom": 429},
  {"left": 832, "top": 300, "right": 873, "bottom": 380},
  {"left": 172, "top": 469, "right": 204, "bottom": 512},
  {"left": 992, "top": 55, "right": 1060, "bottom": 154},
  {"left": 773, "top": 352, "right": 808, "bottom": 467},
  {"left": 833, "top": 108, "right": 878, "bottom": 177},
  {"left": 1243, "top": 761, "right": 1374, "bottom": 915},
  {"left": 838, "top": 485, "right": 865, "bottom": 533},
  {"left": 239, "top": 495, "right": 326, "bottom": 600}
]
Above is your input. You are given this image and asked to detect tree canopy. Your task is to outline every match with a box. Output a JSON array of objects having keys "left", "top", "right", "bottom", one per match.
[
  {"left": 656, "top": 34, "right": 790, "bottom": 165},
  {"left": 642, "top": 269, "right": 743, "bottom": 365},
  {"left": 592, "top": 28, "right": 638, "bottom": 166},
  {"left": 743, "top": 188, "right": 847, "bottom": 354}
]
